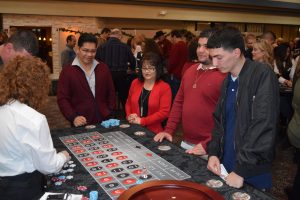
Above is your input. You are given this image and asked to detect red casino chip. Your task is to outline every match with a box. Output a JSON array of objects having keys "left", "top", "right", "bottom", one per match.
[
  {"left": 116, "top": 156, "right": 128, "bottom": 160},
  {"left": 99, "top": 176, "right": 113, "bottom": 183},
  {"left": 94, "top": 171, "right": 108, "bottom": 177},
  {"left": 77, "top": 185, "right": 87, "bottom": 191},
  {"left": 81, "top": 157, "right": 94, "bottom": 162},
  {"left": 85, "top": 161, "right": 99, "bottom": 167},
  {"left": 92, "top": 150, "right": 104, "bottom": 155},
  {"left": 106, "top": 163, "right": 118, "bottom": 168},
  {"left": 122, "top": 178, "right": 136, "bottom": 185},
  {"left": 111, "top": 152, "right": 123, "bottom": 156}
]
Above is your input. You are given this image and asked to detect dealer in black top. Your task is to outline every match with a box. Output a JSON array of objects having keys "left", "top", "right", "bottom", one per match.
[{"left": 206, "top": 27, "right": 279, "bottom": 190}]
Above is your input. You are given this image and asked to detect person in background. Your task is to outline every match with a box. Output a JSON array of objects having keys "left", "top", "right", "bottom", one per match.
[
  {"left": 57, "top": 33, "right": 116, "bottom": 127},
  {"left": 167, "top": 29, "right": 188, "bottom": 100},
  {"left": 252, "top": 39, "right": 274, "bottom": 69},
  {"left": 0, "top": 56, "right": 70, "bottom": 200},
  {"left": 155, "top": 30, "right": 172, "bottom": 63},
  {"left": 0, "top": 29, "right": 39, "bottom": 68},
  {"left": 96, "top": 28, "right": 136, "bottom": 112},
  {"left": 207, "top": 27, "right": 279, "bottom": 190},
  {"left": 286, "top": 60, "right": 300, "bottom": 200},
  {"left": 126, "top": 52, "right": 171, "bottom": 134},
  {"left": 154, "top": 28, "right": 226, "bottom": 157},
  {"left": 61, "top": 34, "right": 76, "bottom": 67},
  {"left": 274, "top": 43, "right": 294, "bottom": 87},
  {"left": 244, "top": 33, "right": 256, "bottom": 60},
  {"left": 262, "top": 31, "right": 277, "bottom": 47},
  {"left": 97, "top": 28, "right": 111, "bottom": 48}
]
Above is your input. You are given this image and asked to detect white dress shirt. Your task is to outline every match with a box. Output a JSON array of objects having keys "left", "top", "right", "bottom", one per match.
[{"left": 0, "top": 100, "right": 67, "bottom": 176}]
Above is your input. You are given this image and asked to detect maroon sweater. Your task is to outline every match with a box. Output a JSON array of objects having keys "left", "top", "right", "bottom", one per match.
[
  {"left": 167, "top": 41, "right": 188, "bottom": 79},
  {"left": 164, "top": 64, "right": 226, "bottom": 150},
  {"left": 57, "top": 62, "right": 116, "bottom": 125}
]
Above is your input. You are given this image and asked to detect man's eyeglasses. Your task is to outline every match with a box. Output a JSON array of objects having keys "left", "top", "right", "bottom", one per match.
[{"left": 80, "top": 48, "right": 97, "bottom": 54}]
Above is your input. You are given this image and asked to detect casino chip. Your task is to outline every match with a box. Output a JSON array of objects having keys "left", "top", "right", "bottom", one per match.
[
  {"left": 85, "top": 125, "right": 96, "bottom": 129},
  {"left": 134, "top": 131, "right": 146, "bottom": 136},
  {"left": 119, "top": 124, "right": 130, "bottom": 128},
  {"left": 54, "top": 181, "right": 62, "bottom": 186},
  {"left": 158, "top": 145, "right": 171, "bottom": 151},
  {"left": 206, "top": 179, "right": 223, "bottom": 188},
  {"left": 232, "top": 192, "right": 251, "bottom": 200},
  {"left": 69, "top": 164, "right": 76, "bottom": 168},
  {"left": 77, "top": 185, "right": 88, "bottom": 191},
  {"left": 66, "top": 175, "right": 74, "bottom": 180}
]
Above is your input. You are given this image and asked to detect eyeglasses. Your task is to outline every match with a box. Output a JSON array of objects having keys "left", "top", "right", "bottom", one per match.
[
  {"left": 80, "top": 48, "right": 97, "bottom": 54},
  {"left": 141, "top": 67, "right": 156, "bottom": 72}
]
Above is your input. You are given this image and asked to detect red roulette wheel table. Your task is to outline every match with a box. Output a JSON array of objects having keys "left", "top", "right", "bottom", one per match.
[{"left": 118, "top": 180, "right": 224, "bottom": 200}]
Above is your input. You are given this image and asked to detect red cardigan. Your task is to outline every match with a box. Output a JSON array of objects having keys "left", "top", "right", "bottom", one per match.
[
  {"left": 125, "top": 79, "right": 171, "bottom": 134},
  {"left": 57, "top": 62, "right": 116, "bottom": 125}
]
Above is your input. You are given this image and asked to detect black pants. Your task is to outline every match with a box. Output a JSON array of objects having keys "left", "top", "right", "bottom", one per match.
[{"left": 0, "top": 171, "right": 45, "bottom": 200}]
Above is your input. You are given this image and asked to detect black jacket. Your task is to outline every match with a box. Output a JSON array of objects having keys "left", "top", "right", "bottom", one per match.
[{"left": 207, "top": 59, "right": 279, "bottom": 178}]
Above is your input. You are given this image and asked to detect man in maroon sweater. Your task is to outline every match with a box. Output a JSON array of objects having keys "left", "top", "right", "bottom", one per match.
[
  {"left": 154, "top": 28, "right": 226, "bottom": 157},
  {"left": 57, "top": 33, "right": 116, "bottom": 127}
]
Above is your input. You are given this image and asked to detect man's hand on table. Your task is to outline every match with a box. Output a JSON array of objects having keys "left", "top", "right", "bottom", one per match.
[
  {"left": 225, "top": 172, "right": 244, "bottom": 188},
  {"left": 73, "top": 116, "right": 87, "bottom": 127},
  {"left": 207, "top": 156, "right": 221, "bottom": 176},
  {"left": 61, "top": 150, "right": 71, "bottom": 162},
  {"left": 186, "top": 143, "right": 206, "bottom": 155},
  {"left": 154, "top": 132, "right": 173, "bottom": 142}
]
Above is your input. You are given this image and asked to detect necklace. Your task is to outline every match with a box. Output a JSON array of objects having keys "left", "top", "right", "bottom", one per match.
[
  {"left": 140, "top": 88, "right": 151, "bottom": 117},
  {"left": 192, "top": 63, "right": 216, "bottom": 89}
]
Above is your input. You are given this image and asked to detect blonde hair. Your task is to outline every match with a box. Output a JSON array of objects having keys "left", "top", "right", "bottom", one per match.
[{"left": 253, "top": 39, "right": 274, "bottom": 69}]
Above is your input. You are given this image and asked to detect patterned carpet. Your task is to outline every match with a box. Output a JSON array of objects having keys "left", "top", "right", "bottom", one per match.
[{"left": 41, "top": 96, "right": 296, "bottom": 200}]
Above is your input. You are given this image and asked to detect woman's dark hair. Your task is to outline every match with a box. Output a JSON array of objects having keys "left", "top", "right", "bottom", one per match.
[
  {"left": 274, "top": 43, "right": 292, "bottom": 76},
  {"left": 187, "top": 37, "right": 199, "bottom": 62},
  {"left": 138, "top": 52, "right": 163, "bottom": 82}
]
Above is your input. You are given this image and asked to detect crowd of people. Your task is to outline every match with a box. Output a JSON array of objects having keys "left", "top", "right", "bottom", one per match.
[{"left": 0, "top": 26, "right": 300, "bottom": 200}]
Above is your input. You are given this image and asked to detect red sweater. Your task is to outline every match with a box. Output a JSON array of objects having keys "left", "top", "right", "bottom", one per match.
[
  {"left": 125, "top": 79, "right": 171, "bottom": 134},
  {"left": 57, "top": 62, "right": 116, "bottom": 125},
  {"left": 164, "top": 64, "right": 226, "bottom": 150},
  {"left": 167, "top": 41, "right": 188, "bottom": 79}
]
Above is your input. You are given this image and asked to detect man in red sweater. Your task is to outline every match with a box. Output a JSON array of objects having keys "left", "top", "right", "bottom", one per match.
[
  {"left": 154, "top": 28, "right": 226, "bottom": 157},
  {"left": 57, "top": 33, "right": 116, "bottom": 127}
]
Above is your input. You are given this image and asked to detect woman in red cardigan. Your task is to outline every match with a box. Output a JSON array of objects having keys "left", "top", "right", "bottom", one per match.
[{"left": 125, "top": 52, "right": 171, "bottom": 134}]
